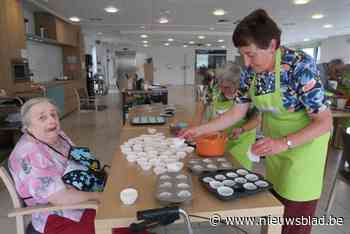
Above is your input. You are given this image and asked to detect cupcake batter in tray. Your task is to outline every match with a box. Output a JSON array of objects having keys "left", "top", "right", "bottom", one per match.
[
  {"left": 199, "top": 168, "right": 272, "bottom": 201},
  {"left": 130, "top": 116, "right": 166, "bottom": 125}
]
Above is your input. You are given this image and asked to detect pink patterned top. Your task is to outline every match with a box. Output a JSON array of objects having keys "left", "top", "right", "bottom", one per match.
[{"left": 9, "top": 132, "right": 84, "bottom": 233}]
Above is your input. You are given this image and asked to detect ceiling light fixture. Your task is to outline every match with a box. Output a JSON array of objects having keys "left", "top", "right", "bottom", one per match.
[
  {"left": 69, "top": 16, "right": 80, "bottom": 22},
  {"left": 213, "top": 9, "right": 226, "bottom": 16},
  {"left": 189, "top": 41, "right": 195, "bottom": 44},
  {"left": 142, "top": 40, "right": 148, "bottom": 43},
  {"left": 206, "top": 43, "right": 212, "bottom": 47},
  {"left": 312, "top": 13, "right": 324, "bottom": 19},
  {"left": 293, "top": 0, "right": 310, "bottom": 5},
  {"left": 168, "top": 38, "right": 174, "bottom": 42},
  {"left": 198, "top": 35, "right": 205, "bottom": 39},
  {"left": 164, "top": 43, "right": 170, "bottom": 46},
  {"left": 143, "top": 44, "right": 149, "bottom": 47},
  {"left": 209, "top": 27, "right": 215, "bottom": 31},
  {"left": 303, "top": 38, "right": 310, "bottom": 41},
  {"left": 217, "top": 39, "right": 224, "bottom": 43},
  {"left": 183, "top": 44, "right": 188, "bottom": 48},
  {"left": 140, "top": 34, "right": 148, "bottom": 38},
  {"left": 221, "top": 45, "right": 226, "bottom": 49},
  {"left": 97, "top": 32, "right": 103, "bottom": 35},
  {"left": 323, "top": 24, "right": 333, "bottom": 28},
  {"left": 140, "top": 26, "right": 145, "bottom": 29},
  {"left": 104, "top": 6, "right": 119, "bottom": 13}
]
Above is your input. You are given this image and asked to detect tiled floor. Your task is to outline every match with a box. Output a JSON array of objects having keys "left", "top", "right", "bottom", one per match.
[{"left": 1, "top": 85, "right": 350, "bottom": 234}]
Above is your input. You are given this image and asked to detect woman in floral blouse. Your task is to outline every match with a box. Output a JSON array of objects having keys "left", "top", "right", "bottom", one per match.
[{"left": 9, "top": 97, "right": 100, "bottom": 234}]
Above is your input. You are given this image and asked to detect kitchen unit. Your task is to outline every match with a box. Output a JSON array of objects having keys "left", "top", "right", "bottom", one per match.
[{"left": 0, "top": 0, "right": 86, "bottom": 117}]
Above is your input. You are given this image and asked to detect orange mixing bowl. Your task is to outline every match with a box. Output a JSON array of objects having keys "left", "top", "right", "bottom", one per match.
[{"left": 196, "top": 132, "right": 227, "bottom": 157}]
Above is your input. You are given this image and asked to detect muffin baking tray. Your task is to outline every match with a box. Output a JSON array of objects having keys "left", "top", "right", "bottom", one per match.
[
  {"left": 155, "top": 172, "right": 192, "bottom": 204},
  {"left": 130, "top": 116, "right": 166, "bottom": 125},
  {"left": 199, "top": 168, "right": 272, "bottom": 201},
  {"left": 187, "top": 157, "right": 233, "bottom": 175}
]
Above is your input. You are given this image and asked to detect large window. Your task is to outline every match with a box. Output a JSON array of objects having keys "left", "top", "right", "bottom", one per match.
[
  {"left": 194, "top": 50, "right": 227, "bottom": 85},
  {"left": 301, "top": 46, "right": 320, "bottom": 62}
]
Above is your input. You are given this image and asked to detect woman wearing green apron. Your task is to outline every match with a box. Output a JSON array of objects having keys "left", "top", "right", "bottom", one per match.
[
  {"left": 193, "top": 62, "right": 260, "bottom": 170},
  {"left": 181, "top": 9, "right": 332, "bottom": 234},
  {"left": 210, "top": 71, "right": 259, "bottom": 170}
]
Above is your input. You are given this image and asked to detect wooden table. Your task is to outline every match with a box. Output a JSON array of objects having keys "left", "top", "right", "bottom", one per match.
[
  {"left": 95, "top": 128, "right": 284, "bottom": 234},
  {"left": 331, "top": 109, "right": 350, "bottom": 118}
]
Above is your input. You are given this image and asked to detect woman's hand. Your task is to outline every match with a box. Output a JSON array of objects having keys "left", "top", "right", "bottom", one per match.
[
  {"left": 178, "top": 126, "right": 205, "bottom": 140},
  {"left": 231, "top": 128, "right": 243, "bottom": 140},
  {"left": 251, "top": 137, "right": 288, "bottom": 156}
]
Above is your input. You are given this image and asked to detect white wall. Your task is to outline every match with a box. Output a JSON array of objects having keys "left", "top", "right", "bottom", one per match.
[
  {"left": 319, "top": 35, "right": 350, "bottom": 64},
  {"left": 27, "top": 41, "right": 63, "bottom": 82},
  {"left": 138, "top": 47, "right": 195, "bottom": 85},
  {"left": 22, "top": 4, "right": 35, "bottom": 34},
  {"left": 136, "top": 46, "right": 240, "bottom": 86}
]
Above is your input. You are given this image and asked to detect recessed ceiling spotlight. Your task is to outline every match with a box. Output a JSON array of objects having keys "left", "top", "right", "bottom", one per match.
[
  {"left": 69, "top": 16, "right": 80, "bottom": 22},
  {"left": 189, "top": 41, "right": 195, "bottom": 44},
  {"left": 213, "top": 9, "right": 226, "bottom": 16},
  {"left": 142, "top": 40, "right": 148, "bottom": 44},
  {"left": 140, "top": 26, "right": 145, "bottom": 29},
  {"left": 104, "top": 6, "right": 119, "bottom": 13},
  {"left": 140, "top": 34, "right": 148, "bottom": 38},
  {"left": 293, "top": 0, "right": 310, "bottom": 5},
  {"left": 143, "top": 44, "right": 149, "bottom": 47},
  {"left": 183, "top": 44, "right": 188, "bottom": 48},
  {"left": 312, "top": 13, "right": 324, "bottom": 19},
  {"left": 323, "top": 24, "right": 333, "bottom": 28},
  {"left": 168, "top": 38, "right": 174, "bottom": 42},
  {"left": 221, "top": 45, "right": 226, "bottom": 49},
  {"left": 198, "top": 35, "right": 205, "bottom": 39},
  {"left": 209, "top": 27, "right": 215, "bottom": 31},
  {"left": 159, "top": 17, "right": 169, "bottom": 24},
  {"left": 164, "top": 43, "right": 170, "bottom": 46},
  {"left": 303, "top": 38, "right": 310, "bottom": 41},
  {"left": 206, "top": 43, "right": 212, "bottom": 47},
  {"left": 217, "top": 39, "right": 224, "bottom": 43}
]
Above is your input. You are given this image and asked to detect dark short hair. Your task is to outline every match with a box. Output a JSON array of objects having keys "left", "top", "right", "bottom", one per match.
[
  {"left": 329, "top": 59, "right": 344, "bottom": 66},
  {"left": 232, "top": 9, "right": 281, "bottom": 49}
]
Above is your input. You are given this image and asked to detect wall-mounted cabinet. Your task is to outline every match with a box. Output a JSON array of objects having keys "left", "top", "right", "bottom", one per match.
[{"left": 34, "top": 12, "right": 78, "bottom": 47}]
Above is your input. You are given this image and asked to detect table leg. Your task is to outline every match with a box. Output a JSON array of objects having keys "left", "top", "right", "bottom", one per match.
[
  {"left": 261, "top": 223, "right": 282, "bottom": 234},
  {"left": 95, "top": 227, "right": 113, "bottom": 234},
  {"left": 325, "top": 151, "right": 343, "bottom": 214}
]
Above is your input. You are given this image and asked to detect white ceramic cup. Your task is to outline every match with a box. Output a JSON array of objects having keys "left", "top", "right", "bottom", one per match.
[
  {"left": 329, "top": 80, "right": 338, "bottom": 90},
  {"left": 120, "top": 188, "right": 138, "bottom": 205},
  {"left": 337, "top": 98, "right": 347, "bottom": 109}
]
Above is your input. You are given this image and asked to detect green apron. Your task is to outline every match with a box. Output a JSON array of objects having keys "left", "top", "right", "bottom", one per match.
[
  {"left": 249, "top": 48, "right": 330, "bottom": 201},
  {"left": 211, "top": 89, "right": 256, "bottom": 170}
]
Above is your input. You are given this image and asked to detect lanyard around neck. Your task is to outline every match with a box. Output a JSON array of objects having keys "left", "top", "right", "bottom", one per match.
[{"left": 26, "top": 131, "right": 72, "bottom": 158}]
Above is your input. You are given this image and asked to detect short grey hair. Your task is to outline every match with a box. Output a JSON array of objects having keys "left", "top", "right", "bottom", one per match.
[
  {"left": 217, "top": 61, "right": 242, "bottom": 88},
  {"left": 21, "top": 97, "right": 59, "bottom": 132}
]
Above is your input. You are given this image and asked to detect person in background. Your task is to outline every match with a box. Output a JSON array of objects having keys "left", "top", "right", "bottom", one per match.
[
  {"left": 9, "top": 98, "right": 100, "bottom": 234},
  {"left": 317, "top": 58, "right": 345, "bottom": 94},
  {"left": 193, "top": 61, "right": 260, "bottom": 169},
  {"left": 181, "top": 9, "right": 332, "bottom": 234}
]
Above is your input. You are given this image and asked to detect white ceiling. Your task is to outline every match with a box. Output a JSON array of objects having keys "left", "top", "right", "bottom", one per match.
[{"left": 27, "top": 0, "right": 350, "bottom": 49}]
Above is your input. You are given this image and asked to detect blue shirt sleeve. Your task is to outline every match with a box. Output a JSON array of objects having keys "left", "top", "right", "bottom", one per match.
[
  {"left": 234, "top": 69, "right": 252, "bottom": 104},
  {"left": 292, "top": 52, "right": 328, "bottom": 114}
]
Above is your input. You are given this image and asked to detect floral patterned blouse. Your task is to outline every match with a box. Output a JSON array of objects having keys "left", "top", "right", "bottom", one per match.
[
  {"left": 235, "top": 46, "right": 328, "bottom": 114},
  {"left": 8, "top": 132, "right": 84, "bottom": 233}
]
